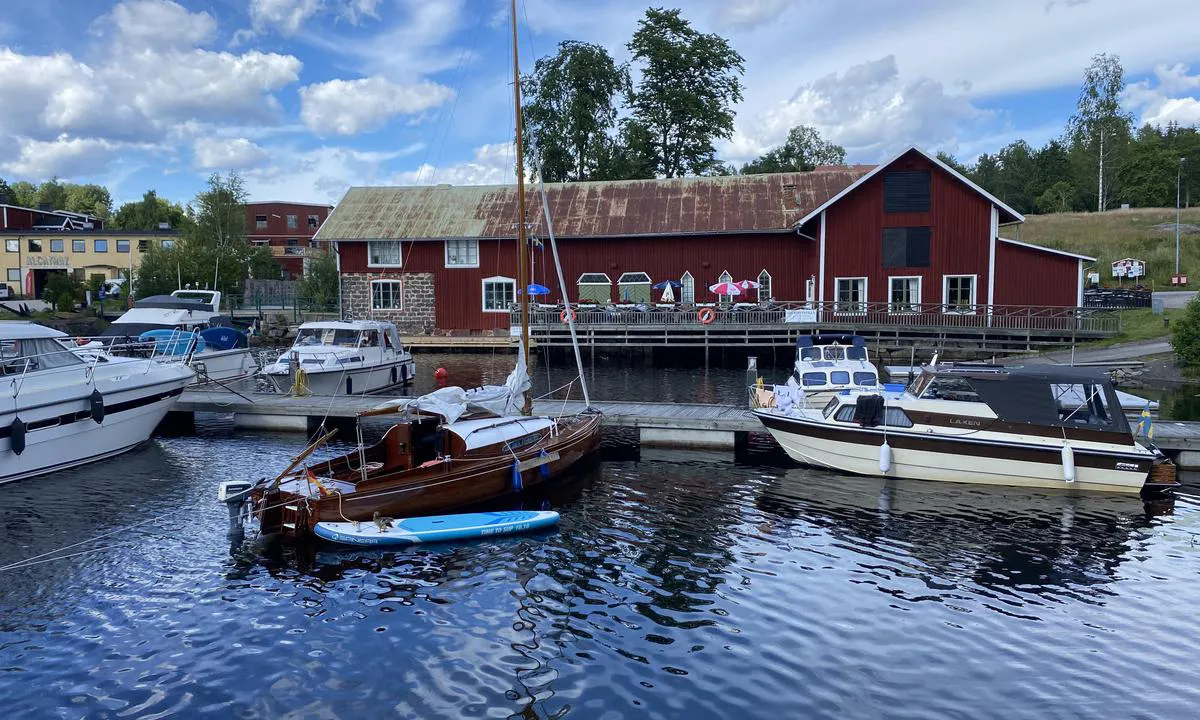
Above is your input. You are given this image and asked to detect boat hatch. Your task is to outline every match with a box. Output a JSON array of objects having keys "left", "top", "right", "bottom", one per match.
[{"left": 449, "top": 416, "right": 555, "bottom": 450}]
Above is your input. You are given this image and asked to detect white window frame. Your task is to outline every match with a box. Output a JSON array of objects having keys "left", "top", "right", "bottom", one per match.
[
  {"left": 680, "top": 271, "right": 695, "bottom": 304},
  {"left": 942, "top": 274, "right": 978, "bottom": 315},
  {"left": 717, "top": 270, "right": 733, "bottom": 304},
  {"left": 834, "top": 276, "right": 867, "bottom": 314},
  {"left": 6, "top": 268, "right": 19, "bottom": 282},
  {"left": 576, "top": 272, "right": 612, "bottom": 285},
  {"left": 367, "top": 240, "right": 404, "bottom": 268},
  {"left": 757, "top": 269, "right": 773, "bottom": 302},
  {"left": 444, "top": 238, "right": 479, "bottom": 268},
  {"left": 482, "top": 275, "right": 516, "bottom": 313},
  {"left": 371, "top": 279, "right": 403, "bottom": 310},
  {"left": 888, "top": 276, "right": 922, "bottom": 314}
]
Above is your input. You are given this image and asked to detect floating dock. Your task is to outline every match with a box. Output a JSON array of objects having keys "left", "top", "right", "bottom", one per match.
[{"left": 173, "top": 389, "right": 1200, "bottom": 466}]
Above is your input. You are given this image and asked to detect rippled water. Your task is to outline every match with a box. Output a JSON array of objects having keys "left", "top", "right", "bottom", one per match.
[{"left": 3, "top": 420, "right": 1200, "bottom": 718}]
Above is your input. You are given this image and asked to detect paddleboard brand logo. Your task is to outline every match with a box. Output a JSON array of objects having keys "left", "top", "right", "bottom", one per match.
[
  {"left": 1115, "top": 462, "right": 1140, "bottom": 471},
  {"left": 481, "top": 522, "right": 532, "bottom": 536}
]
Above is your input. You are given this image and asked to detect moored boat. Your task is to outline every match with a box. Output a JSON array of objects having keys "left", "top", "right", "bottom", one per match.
[
  {"left": 791, "top": 335, "right": 882, "bottom": 404},
  {"left": 259, "top": 320, "right": 415, "bottom": 395},
  {"left": 754, "top": 362, "right": 1176, "bottom": 495},
  {"left": 88, "top": 289, "right": 257, "bottom": 383},
  {"left": 1, "top": 321, "right": 195, "bottom": 484}
]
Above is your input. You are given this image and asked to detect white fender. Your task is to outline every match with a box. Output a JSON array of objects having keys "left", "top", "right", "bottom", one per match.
[
  {"left": 1061, "top": 443, "right": 1076, "bottom": 483},
  {"left": 879, "top": 441, "right": 892, "bottom": 473}
]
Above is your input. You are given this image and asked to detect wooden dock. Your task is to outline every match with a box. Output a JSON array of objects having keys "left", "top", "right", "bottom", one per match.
[
  {"left": 173, "top": 389, "right": 1200, "bottom": 463},
  {"left": 175, "top": 390, "right": 759, "bottom": 447}
]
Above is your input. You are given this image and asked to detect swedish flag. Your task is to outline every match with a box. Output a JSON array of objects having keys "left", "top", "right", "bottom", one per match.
[{"left": 1135, "top": 407, "right": 1154, "bottom": 440}]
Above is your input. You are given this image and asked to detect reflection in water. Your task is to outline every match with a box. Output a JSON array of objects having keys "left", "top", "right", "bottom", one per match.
[{"left": 2, "top": 424, "right": 1200, "bottom": 718}]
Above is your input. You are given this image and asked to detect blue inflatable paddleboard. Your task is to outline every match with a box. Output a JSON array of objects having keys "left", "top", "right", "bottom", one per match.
[{"left": 314, "top": 510, "right": 560, "bottom": 546}]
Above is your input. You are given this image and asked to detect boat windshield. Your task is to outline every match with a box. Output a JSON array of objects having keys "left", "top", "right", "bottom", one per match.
[
  {"left": 295, "top": 328, "right": 360, "bottom": 348},
  {"left": 821, "top": 346, "right": 844, "bottom": 360},
  {"left": 0, "top": 337, "right": 84, "bottom": 373},
  {"left": 846, "top": 346, "right": 867, "bottom": 361},
  {"left": 918, "top": 375, "right": 980, "bottom": 402},
  {"left": 799, "top": 347, "right": 821, "bottom": 362}
]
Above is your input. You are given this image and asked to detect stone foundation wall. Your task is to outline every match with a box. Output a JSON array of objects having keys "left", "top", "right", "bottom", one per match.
[{"left": 340, "top": 272, "right": 434, "bottom": 335}]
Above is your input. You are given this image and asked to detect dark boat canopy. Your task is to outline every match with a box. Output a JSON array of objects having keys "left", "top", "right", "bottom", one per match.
[
  {"left": 924, "top": 364, "right": 1131, "bottom": 433},
  {"left": 133, "top": 295, "right": 210, "bottom": 310},
  {"left": 796, "top": 334, "right": 865, "bottom": 350}
]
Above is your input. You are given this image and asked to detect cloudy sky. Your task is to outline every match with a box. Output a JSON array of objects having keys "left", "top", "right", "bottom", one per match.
[{"left": 1, "top": 0, "right": 1198, "bottom": 207}]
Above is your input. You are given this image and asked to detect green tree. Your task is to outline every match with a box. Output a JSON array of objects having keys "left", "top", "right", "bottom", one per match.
[
  {"left": 522, "top": 41, "right": 629, "bottom": 182},
  {"left": 42, "top": 273, "right": 82, "bottom": 312},
  {"left": 627, "top": 7, "right": 745, "bottom": 177},
  {"left": 1120, "top": 124, "right": 1176, "bottom": 207},
  {"left": 1067, "top": 52, "right": 1134, "bottom": 211},
  {"left": 296, "top": 249, "right": 340, "bottom": 310},
  {"left": 741, "top": 125, "right": 845, "bottom": 174},
  {"left": 993, "top": 140, "right": 1037, "bottom": 213},
  {"left": 36, "top": 178, "right": 68, "bottom": 210},
  {"left": 935, "top": 151, "right": 970, "bottom": 175},
  {"left": 113, "top": 190, "right": 190, "bottom": 231},
  {"left": 1035, "top": 181, "right": 1075, "bottom": 213},
  {"left": 1171, "top": 296, "right": 1200, "bottom": 372},
  {"left": 64, "top": 183, "right": 112, "bottom": 220},
  {"left": 136, "top": 173, "right": 273, "bottom": 298},
  {"left": 9, "top": 181, "right": 38, "bottom": 208},
  {"left": 1030, "top": 139, "right": 1072, "bottom": 205},
  {"left": 0, "top": 177, "right": 10, "bottom": 201}
]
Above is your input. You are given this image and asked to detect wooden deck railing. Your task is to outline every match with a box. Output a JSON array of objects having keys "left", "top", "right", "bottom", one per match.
[{"left": 511, "top": 301, "right": 1120, "bottom": 334}]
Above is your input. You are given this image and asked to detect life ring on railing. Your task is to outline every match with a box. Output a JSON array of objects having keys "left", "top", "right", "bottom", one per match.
[
  {"left": 560, "top": 308, "right": 576, "bottom": 324},
  {"left": 697, "top": 307, "right": 716, "bottom": 325},
  {"left": 75, "top": 338, "right": 90, "bottom": 346}
]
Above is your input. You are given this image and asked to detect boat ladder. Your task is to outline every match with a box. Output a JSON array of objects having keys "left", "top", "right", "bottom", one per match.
[{"left": 279, "top": 502, "right": 307, "bottom": 538}]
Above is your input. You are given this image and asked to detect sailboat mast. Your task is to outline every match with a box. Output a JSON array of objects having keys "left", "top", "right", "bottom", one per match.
[{"left": 511, "top": 0, "right": 532, "bottom": 415}]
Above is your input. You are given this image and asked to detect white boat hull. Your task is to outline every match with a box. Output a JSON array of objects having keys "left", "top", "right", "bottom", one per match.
[
  {"left": 0, "top": 371, "right": 192, "bottom": 484},
  {"left": 264, "top": 357, "right": 416, "bottom": 395},
  {"left": 757, "top": 412, "right": 1151, "bottom": 494},
  {"left": 189, "top": 347, "right": 257, "bottom": 384}
]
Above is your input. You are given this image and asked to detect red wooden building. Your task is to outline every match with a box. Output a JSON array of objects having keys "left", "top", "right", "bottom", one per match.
[
  {"left": 245, "top": 201, "right": 334, "bottom": 279},
  {"left": 319, "top": 147, "right": 1092, "bottom": 334}
]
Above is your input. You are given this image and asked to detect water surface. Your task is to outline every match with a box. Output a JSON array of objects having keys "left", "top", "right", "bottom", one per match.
[{"left": 2, "top": 421, "right": 1199, "bottom": 718}]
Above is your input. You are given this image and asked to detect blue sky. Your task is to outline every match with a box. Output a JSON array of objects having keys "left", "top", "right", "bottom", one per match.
[{"left": 0, "top": 0, "right": 1198, "bottom": 208}]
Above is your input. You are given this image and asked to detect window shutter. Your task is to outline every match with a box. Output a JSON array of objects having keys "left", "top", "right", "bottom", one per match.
[
  {"left": 906, "top": 227, "right": 930, "bottom": 266},
  {"left": 882, "top": 228, "right": 907, "bottom": 268},
  {"left": 883, "top": 171, "right": 931, "bottom": 212}
]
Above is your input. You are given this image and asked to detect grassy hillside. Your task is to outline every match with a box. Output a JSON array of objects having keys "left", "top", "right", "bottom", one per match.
[{"left": 1008, "top": 207, "right": 1200, "bottom": 289}]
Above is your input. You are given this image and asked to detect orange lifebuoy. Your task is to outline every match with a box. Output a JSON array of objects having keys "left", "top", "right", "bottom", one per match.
[
  {"left": 697, "top": 307, "right": 716, "bottom": 325},
  {"left": 75, "top": 338, "right": 89, "bottom": 346},
  {"left": 560, "top": 308, "right": 576, "bottom": 324}
]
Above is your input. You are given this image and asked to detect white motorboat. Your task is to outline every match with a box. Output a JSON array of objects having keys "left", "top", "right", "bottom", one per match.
[
  {"left": 753, "top": 363, "right": 1176, "bottom": 495},
  {"left": 260, "top": 320, "right": 416, "bottom": 395},
  {"left": 1, "top": 321, "right": 195, "bottom": 484},
  {"left": 93, "top": 290, "right": 257, "bottom": 383},
  {"left": 791, "top": 335, "right": 882, "bottom": 404}
]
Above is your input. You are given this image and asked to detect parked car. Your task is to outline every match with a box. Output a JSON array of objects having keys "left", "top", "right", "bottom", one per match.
[{"left": 0, "top": 284, "right": 11, "bottom": 300}]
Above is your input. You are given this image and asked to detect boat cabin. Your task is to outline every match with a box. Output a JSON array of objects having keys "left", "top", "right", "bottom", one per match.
[
  {"left": 291, "top": 322, "right": 404, "bottom": 354},
  {"left": 0, "top": 322, "right": 83, "bottom": 375},
  {"left": 903, "top": 365, "right": 1132, "bottom": 433},
  {"left": 793, "top": 334, "right": 879, "bottom": 390}
]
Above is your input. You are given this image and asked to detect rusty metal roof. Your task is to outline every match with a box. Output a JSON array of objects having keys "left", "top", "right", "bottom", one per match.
[{"left": 316, "top": 166, "right": 872, "bottom": 241}]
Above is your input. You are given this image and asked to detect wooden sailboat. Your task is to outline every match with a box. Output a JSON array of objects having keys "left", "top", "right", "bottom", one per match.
[{"left": 246, "top": 0, "right": 602, "bottom": 541}]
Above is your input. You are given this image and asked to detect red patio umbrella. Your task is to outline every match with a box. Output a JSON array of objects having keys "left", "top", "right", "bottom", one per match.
[{"left": 708, "top": 281, "right": 742, "bottom": 296}]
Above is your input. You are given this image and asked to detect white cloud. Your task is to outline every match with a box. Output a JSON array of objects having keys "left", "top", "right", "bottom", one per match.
[
  {"left": 247, "top": 0, "right": 382, "bottom": 37},
  {"left": 714, "top": 0, "right": 791, "bottom": 31},
  {"left": 311, "top": 0, "right": 471, "bottom": 80},
  {"left": 1126, "top": 63, "right": 1200, "bottom": 128},
  {"left": 249, "top": 0, "right": 322, "bottom": 36},
  {"left": 299, "top": 76, "right": 453, "bottom": 136},
  {"left": 391, "top": 142, "right": 516, "bottom": 186},
  {"left": 97, "top": 0, "right": 217, "bottom": 49},
  {"left": 724, "top": 55, "right": 985, "bottom": 163},
  {"left": 119, "top": 49, "right": 301, "bottom": 126},
  {"left": 242, "top": 143, "right": 426, "bottom": 202},
  {"left": 2, "top": 136, "right": 128, "bottom": 178},
  {"left": 193, "top": 137, "right": 269, "bottom": 169}
]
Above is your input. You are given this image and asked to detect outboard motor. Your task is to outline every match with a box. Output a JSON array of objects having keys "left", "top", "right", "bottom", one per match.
[{"left": 217, "top": 480, "right": 254, "bottom": 539}]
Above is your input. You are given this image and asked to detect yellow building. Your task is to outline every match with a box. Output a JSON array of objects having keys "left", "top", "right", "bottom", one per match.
[{"left": 1, "top": 230, "right": 179, "bottom": 299}]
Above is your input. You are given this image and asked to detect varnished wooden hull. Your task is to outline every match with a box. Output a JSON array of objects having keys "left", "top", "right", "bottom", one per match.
[{"left": 255, "top": 412, "right": 602, "bottom": 540}]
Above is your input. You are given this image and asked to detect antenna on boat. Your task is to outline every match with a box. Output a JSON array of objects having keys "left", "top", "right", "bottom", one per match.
[{"left": 511, "top": 0, "right": 532, "bottom": 416}]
